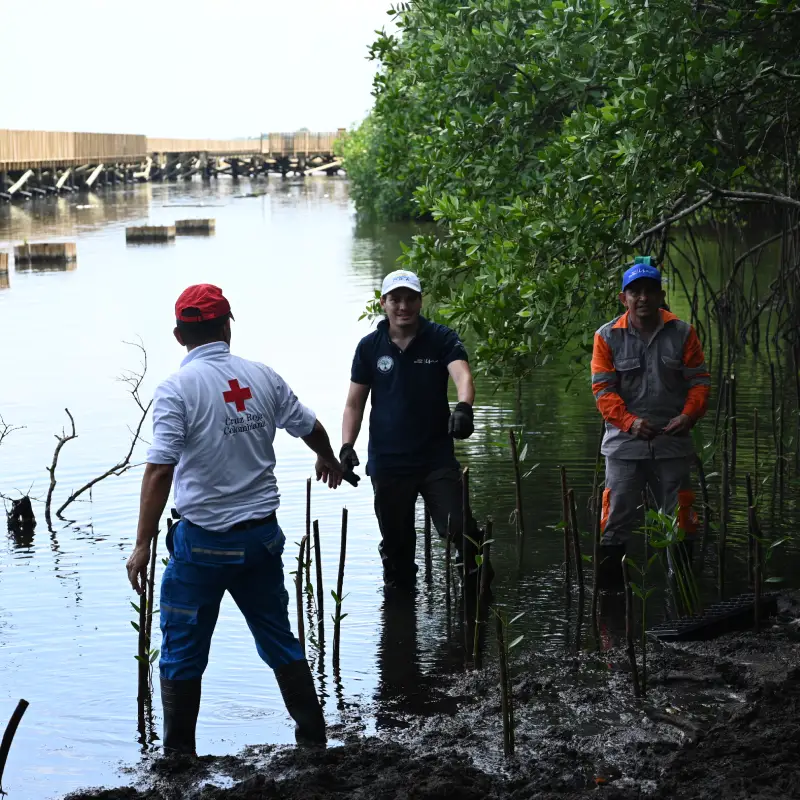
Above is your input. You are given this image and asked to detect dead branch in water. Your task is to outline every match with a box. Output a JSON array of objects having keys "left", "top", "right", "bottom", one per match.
[
  {"left": 0, "top": 414, "right": 24, "bottom": 449},
  {"left": 56, "top": 339, "right": 152, "bottom": 519},
  {"left": 45, "top": 408, "right": 77, "bottom": 529}
]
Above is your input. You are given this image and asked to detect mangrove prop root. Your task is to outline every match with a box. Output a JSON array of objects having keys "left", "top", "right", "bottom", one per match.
[
  {"left": 296, "top": 536, "right": 307, "bottom": 655},
  {"left": 622, "top": 557, "right": 642, "bottom": 698},
  {"left": 0, "top": 699, "right": 29, "bottom": 792},
  {"left": 313, "top": 519, "right": 325, "bottom": 643}
]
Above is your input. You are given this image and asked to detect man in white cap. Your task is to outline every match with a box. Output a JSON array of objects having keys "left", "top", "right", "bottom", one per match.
[{"left": 340, "top": 270, "right": 478, "bottom": 589}]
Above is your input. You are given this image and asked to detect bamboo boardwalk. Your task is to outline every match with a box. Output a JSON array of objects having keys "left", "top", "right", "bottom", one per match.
[{"left": 0, "top": 128, "right": 345, "bottom": 200}]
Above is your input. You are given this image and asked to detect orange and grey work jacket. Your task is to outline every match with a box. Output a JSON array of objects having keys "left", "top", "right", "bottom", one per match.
[{"left": 591, "top": 309, "right": 710, "bottom": 459}]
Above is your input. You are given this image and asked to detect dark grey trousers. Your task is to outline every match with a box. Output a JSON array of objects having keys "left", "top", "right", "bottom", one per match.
[
  {"left": 601, "top": 456, "right": 696, "bottom": 546},
  {"left": 371, "top": 465, "right": 476, "bottom": 582}
]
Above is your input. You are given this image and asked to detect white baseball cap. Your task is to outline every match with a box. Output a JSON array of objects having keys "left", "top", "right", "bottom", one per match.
[{"left": 381, "top": 270, "right": 422, "bottom": 296}]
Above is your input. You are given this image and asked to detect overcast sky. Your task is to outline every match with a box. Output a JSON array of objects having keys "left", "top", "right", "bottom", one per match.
[{"left": 0, "top": 0, "right": 393, "bottom": 138}]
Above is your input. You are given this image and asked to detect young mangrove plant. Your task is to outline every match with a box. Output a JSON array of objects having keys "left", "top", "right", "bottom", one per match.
[{"left": 493, "top": 608, "right": 524, "bottom": 757}]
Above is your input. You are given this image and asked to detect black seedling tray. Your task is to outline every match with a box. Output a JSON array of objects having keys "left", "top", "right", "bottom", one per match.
[{"left": 646, "top": 593, "right": 778, "bottom": 642}]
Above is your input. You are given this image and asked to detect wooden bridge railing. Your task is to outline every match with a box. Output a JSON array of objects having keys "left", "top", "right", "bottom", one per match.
[
  {"left": 0, "top": 130, "right": 147, "bottom": 170},
  {"left": 1, "top": 129, "right": 345, "bottom": 171}
]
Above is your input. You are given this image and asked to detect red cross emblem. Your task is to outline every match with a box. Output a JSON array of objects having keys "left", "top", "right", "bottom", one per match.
[{"left": 223, "top": 379, "right": 252, "bottom": 412}]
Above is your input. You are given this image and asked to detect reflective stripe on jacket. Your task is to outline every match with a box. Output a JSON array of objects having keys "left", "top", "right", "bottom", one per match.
[{"left": 591, "top": 310, "right": 710, "bottom": 459}]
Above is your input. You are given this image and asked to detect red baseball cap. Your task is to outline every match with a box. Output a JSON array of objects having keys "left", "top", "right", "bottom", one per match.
[{"left": 174, "top": 284, "right": 233, "bottom": 323}]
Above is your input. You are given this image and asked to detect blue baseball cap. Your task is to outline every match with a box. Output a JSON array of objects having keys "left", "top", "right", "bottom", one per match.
[{"left": 622, "top": 256, "right": 662, "bottom": 291}]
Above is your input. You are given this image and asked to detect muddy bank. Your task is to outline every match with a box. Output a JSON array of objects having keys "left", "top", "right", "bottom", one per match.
[{"left": 65, "top": 593, "right": 800, "bottom": 800}]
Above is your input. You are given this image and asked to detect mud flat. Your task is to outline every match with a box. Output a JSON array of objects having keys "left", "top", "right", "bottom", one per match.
[{"left": 64, "top": 593, "right": 800, "bottom": 800}]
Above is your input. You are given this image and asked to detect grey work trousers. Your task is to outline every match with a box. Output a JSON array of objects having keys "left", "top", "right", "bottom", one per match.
[{"left": 601, "top": 456, "right": 697, "bottom": 546}]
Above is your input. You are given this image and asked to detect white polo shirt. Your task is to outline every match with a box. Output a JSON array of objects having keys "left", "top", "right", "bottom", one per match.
[{"left": 146, "top": 342, "right": 316, "bottom": 531}]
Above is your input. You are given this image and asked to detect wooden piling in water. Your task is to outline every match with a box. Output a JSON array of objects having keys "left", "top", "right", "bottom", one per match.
[
  {"left": 175, "top": 218, "right": 215, "bottom": 235},
  {"left": 295, "top": 536, "right": 307, "bottom": 654},
  {"left": 333, "top": 508, "right": 348, "bottom": 665},
  {"left": 508, "top": 429, "right": 526, "bottom": 567},
  {"left": 313, "top": 519, "right": 325, "bottom": 644},
  {"left": 125, "top": 225, "right": 176, "bottom": 243},
  {"left": 14, "top": 242, "right": 77, "bottom": 263},
  {"left": 0, "top": 253, "right": 7, "bottom": 273}
]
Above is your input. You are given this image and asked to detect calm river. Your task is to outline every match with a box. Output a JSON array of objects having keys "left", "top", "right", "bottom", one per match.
[{"left": 0, "top": 179, "right": 796, "bottom": 798}]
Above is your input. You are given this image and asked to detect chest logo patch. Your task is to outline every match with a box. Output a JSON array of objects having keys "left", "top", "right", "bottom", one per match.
[{"left": 377, "top": 355, "right": 395, "bottom": 374}]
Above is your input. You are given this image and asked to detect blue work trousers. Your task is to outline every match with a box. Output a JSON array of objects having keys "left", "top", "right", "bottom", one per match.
[{"left": 159, "top": 518, "right": 303, "bottom": 681}]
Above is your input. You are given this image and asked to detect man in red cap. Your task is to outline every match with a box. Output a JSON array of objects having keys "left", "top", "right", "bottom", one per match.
[{"left": 126, "top": 284, "right": 343, "bottom": 755}]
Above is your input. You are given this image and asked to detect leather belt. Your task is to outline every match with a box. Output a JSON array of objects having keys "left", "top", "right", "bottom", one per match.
[{"left": 228, "top": 511, "right": 277, "bottom": 532}]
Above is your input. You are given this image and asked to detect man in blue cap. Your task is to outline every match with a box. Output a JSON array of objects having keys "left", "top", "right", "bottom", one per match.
[{"left": 590, "top": 258, "right": 711, "bottom": 590}]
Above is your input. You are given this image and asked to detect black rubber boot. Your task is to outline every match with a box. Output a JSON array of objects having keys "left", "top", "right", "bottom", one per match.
[
  {"left": 274, "top": 659, "right": 326, "bottom": 746},
  {"left": 596, "top": 544, "right": 626, "bottom": 593},
  {"left": 160, "top": 677, "right": 201, "bottom": 756}
]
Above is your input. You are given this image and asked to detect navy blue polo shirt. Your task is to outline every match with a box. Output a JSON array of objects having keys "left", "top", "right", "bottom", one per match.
[{"left": 350, "top": 316, "right": 469, "bottom": 476}]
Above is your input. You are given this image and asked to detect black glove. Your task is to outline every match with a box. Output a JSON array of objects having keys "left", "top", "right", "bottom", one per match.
[
  {"left": 448, "top": 402, "right": 474, "bottom": 439},
  {"left": 339, "top": 444, "right": 361, "bottom": 486}
]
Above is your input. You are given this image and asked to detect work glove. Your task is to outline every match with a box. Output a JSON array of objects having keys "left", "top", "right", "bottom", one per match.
[
  {"left": 448, "top": 402, "right": 474, "bottom": 439},
  {"left": 339, "top": 444, "right": 361, "bottom": 486}
]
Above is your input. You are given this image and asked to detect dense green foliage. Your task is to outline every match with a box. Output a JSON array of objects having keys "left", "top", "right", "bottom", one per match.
[{"left": 344, "top": 0, "right": 800, "bottom": 377}]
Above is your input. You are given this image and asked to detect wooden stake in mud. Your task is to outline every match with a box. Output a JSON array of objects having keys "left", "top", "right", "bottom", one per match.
[
  {"left": 305, "top": 478, "right": 312, "bottom": 587},
  {"left": 137, "top": 566, "right": 149, "bottom": 715},
  {"left": 313, "top": 520, "right": 325, "bottom": 644},
  {"left": 559, "top": 466, "right": 572, "bottom": 601},
  {"left": 145, "top": 530, "right": 159, "bottom": 653},
  {"left": 445, "top": 523, "right": 452, "bottom": 613},
  {"left": 567, "top": 489, "right": 585, "bottom": 604},
  {"left": 473, "top": 517, "right": 492, "bottom": 669},
  {"left": 295, "top": 536, "right": 307, "bottom": 655},
  {"left": 0, "top": 699, "right": 29, "bottom": 793},
  {"left": 590, "top": 482, "right": 602, "bottom": 647},
  {"left": 729, "top": 374, "right": 738, "bottom": 482},
  {"left": 495, "top": 615, "right": 514, "bottom": 757},
  {"left": 754, "top": 520, "right": 763, "bottom": 635},
  {"left": 695, "top": 454, "right": 712, "bottom": 570},
  {"left": 508, "top": 429, "right": 526, "bottom": 567},
  {"left": 333, "top": 508, "right": 348, "bottom": 666},
  {"left": 423, "top": 503, "right": 433, "bottom": 584},
  {"left": 745, "top": 473, "right": 755, "bottom": 587},
  {"left": 621, "top": 556, "right": 641, "bottom": 698},
  {"left": 753, "top": 408, "right": 759, "bottom": 500},
  {"left": 719, "top": 379, "right": 730, "bottom": 601},
  {"left": 462, "top": 467, "right": 472, "bottom": 649}
]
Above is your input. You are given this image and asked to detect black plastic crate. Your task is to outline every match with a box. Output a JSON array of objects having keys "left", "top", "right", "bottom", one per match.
[{"left": 646, "top": 592, "right": 779, "bottom": 641}]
